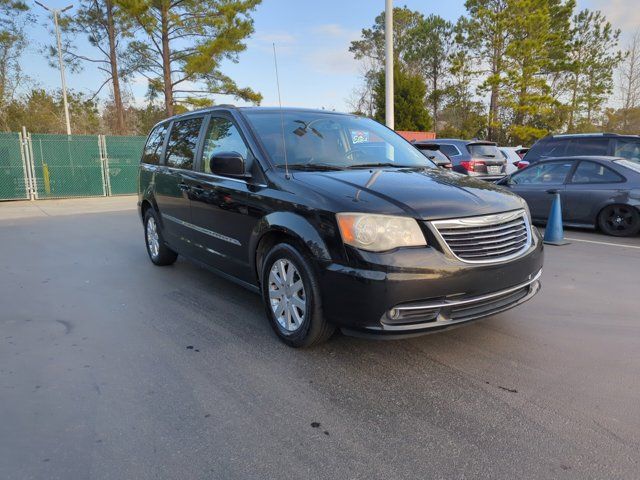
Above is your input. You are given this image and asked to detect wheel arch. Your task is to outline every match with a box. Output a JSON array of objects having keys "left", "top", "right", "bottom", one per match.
[{"left": 250, "top": 212, "right": 332, "bottom": 284}]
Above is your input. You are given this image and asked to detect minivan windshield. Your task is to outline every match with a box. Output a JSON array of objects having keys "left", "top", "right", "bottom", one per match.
[{"left": 244, "top": 111, "right": 435, "bottom": 170}]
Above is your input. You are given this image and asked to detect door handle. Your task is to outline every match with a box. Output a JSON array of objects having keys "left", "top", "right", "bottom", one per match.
[{"left": 546, "top": 189, "right": 559, "bottom": 194}]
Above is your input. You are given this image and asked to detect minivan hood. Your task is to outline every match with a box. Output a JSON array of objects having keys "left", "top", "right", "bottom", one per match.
[{"left": 293, "top": 168, "right": 525, "bottom": 220}]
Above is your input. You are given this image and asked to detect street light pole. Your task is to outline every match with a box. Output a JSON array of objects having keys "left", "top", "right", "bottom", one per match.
[
  {"left": 35, "top": 1, "right": 73, "bottom": 136},
  {"left": 385, "top": 0, "right": 394, "bottom": 130}
]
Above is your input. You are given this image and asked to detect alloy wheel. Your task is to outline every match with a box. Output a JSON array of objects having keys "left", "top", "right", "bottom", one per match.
[
  {"left": 268, "top": 259, "right": 306, "bottom": 332},
  {"left": 603, "top": 205, "right": 636, "bottom": 234},
  {"left": 146, "top": 217, "right": 160, "bottom": 259}
]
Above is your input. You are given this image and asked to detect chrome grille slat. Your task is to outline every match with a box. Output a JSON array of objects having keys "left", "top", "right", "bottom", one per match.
[
  {"left": 443, "top": 226, "right": 526, "bottom": 242},
  {"left": 451, "top": 238, "right": 528, "bottom": 253},
  {"left": 436, "top": 219, "right": 524, "bottom": 235},
  {"left": 430, "top": 210, "right": 531, "bottom": 263},
  {"left": 446, "top": 231, "right": 527, "bottom": 247}
]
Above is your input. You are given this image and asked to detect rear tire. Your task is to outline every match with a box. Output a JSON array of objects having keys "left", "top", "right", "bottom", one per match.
[
  {"left": 597, "top": 204, "right": 640, "bottom": 237},
  {"left": 260, "top": 243, "right": 335, "bottom": 347},
  {"left": 144, "top": 209, "right": 178, "bottom": 265}
]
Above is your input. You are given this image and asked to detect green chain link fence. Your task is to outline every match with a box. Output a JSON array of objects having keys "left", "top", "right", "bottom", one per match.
[
  {"left": 30, "top": 134, "right": 105, "bottom": 199},
  {"left": 0, "top": 131, "right": 146, "bottom": 201},
  {"left": 0, "top": 132, "right": 29, "bottom": 201},
  {"left": 104, "top": 135, "right": 146, "bottom": 195}
]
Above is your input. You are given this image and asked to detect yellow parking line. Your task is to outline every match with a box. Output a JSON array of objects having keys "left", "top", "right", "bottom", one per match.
[{"left": 564, "top": 237, "right": 640, "bottom": 250}]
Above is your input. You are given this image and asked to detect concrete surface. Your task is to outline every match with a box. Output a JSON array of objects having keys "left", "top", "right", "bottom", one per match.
[
  {"left": 0, "top": 196, "right": 136, "bottom": 220},
  {"left": 1, "top": 199, "right": 639, "bottom": 479}
]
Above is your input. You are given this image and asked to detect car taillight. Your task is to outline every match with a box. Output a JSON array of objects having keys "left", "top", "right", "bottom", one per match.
[
  {"left": 516, "top": 161, "right": 529, "bottom": 169},
  {"left": 460, "top": 160, "right": 486, "bottom": 171}
]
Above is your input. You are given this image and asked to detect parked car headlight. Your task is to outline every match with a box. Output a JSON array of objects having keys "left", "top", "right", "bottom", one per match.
[{"left": 336, "top": 213, "right": 426, "bottom": 252}]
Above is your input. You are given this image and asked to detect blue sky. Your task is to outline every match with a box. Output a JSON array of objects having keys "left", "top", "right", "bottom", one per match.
[{"left": 22, "top": 0, "right": 638, "bottom": 111}]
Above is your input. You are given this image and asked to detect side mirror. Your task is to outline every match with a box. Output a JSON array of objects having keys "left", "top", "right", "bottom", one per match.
[{"left": 209, "top": 151, "right": 248, "bottom": 178}]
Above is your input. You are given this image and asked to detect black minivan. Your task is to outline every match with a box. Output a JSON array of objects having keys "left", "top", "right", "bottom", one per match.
[{"left": 138, "top": 106, "right": 543, "bottom": 347}]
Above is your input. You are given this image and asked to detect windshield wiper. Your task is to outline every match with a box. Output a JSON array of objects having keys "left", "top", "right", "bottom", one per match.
[
  {"left": 346, "top": 162, "right": 417, "bottom": 169},
  {"left": 285, "top": 163, "right": 345, "bottom": 171}
]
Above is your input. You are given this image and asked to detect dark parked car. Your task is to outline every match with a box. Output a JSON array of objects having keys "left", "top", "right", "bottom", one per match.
[
  {"left": 498, "top": 156, "right": 640, "bottom": 236},
  {"left": 524, "top": 133, "right": 640, "bottom": 164},
  {"left": 413, "top": 142, "right": 453, "bottom": 169},
  {"left": 138, "top": 106, "right": 543, "bottom": 347},
  {"left": 429, "top": 139, "right": 507, "bottom": 180}
]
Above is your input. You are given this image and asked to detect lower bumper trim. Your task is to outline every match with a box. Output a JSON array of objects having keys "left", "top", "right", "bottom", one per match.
[{"left": 364, "top": 269, "right": 542, "bottom": 334}]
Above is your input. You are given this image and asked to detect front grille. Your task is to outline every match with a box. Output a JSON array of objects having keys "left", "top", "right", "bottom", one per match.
[{"left": 431, "top": 210, "right": 531, "bottom": 263}]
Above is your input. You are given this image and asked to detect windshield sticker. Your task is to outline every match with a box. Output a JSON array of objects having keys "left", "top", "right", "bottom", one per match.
[{"left": 351, "top": 130, "right": 370, "bottom": 144}]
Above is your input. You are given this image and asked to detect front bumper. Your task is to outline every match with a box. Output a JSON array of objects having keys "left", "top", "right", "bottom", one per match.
[{"left": 317, "top": 227, "right": 543, "bottom": 337}]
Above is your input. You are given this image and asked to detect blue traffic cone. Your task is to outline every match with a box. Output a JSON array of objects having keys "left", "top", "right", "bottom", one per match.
[{"left": 543, "top": 191, "right": 569, "bottom": 245}]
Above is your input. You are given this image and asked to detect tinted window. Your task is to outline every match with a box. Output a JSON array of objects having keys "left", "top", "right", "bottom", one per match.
[
  {"left": 468, "top": 144, "right": 500, "bottom": 158},
  {"left": 142, "top": 124, "right": 167, "bottom": 165},
  {"left": 525, "top": 138, "right": 567, "bottom": 161},
  {"left": 571, "top": 161, "right": 624, "bottom": 183},
  {"left": 165, "top": 117, "right": 203, "bottom": 170},
  {"left": 418, "top": 148, "right": 449, "bottom": 164},
  {"left": 201, "top": 117, "right": 249, "bottom": 173},
  {"left": 439, "top": 144, "right": 461, "bottom": 157},
  {"left": 613, "top": 138, "right": 640, "bottom": 162},
  {"left": 511, "top": 161, "right": 573, "bottom": 185},
  {"left": 565, "top": 138, "right": 609, "bottom": 156},
  {"left": 416, "top": 145, "right": 449, "bottom": 164}
]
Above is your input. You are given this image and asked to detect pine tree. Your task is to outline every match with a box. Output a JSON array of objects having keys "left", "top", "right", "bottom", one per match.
[
  {"left": 406, "top": 15, "right": 455, "bottom": 134},
  {"left": 116, "top": 0, "right": 262, "bottom": 116},
  {"left": 0, "top": 0, "right": 29, "bottom": 130},
  {"left": 373, "top": 65, "right": 432, "bottom": 131}
]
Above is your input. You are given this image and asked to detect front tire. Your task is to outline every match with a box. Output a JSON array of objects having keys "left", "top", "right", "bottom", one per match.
[
  {"left": 144, "top": 209, "right": 178, "bottom": 266},
  {"left": 597, "top": 204, "right": 640, "bottom": 237},
  {"left": 260, "top": 243, "right": 335, "bottom": 347}
]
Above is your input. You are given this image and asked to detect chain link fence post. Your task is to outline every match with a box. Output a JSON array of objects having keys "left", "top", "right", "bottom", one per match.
[
  {"left": 19, "top": 128, "right": 33, "bottom": 200},
  {"left": 100, "top": 135, "right": 112, "bottom": 196}
]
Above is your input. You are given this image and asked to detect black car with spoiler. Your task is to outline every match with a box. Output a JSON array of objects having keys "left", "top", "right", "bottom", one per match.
[{"left": 138, "top": 107, "right": 543, "bottom": 347}]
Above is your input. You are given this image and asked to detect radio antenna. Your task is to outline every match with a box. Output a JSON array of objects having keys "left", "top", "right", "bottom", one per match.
[{"left": 273, "top": 43, "right": 290, "bottom": 179}]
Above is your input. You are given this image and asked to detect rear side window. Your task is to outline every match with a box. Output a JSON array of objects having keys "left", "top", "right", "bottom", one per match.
[
  {"left": 613, "top": 138, "right": 640, "bottom": 162},
  {"left": 511, "top": 161, "right": 574, "bottom": 185},
  {"left": 565, "top": 138, "right": 609, "bottom": 156},
  {"left": 165, "top": 117, "right": 203, "bottom": 170},
  {"left": 525, "top": 138, "right": 567, "bottom": 161},
  {"left": 468, "top": 144, "right": 500, "bottom": 158},
  {"left": 142, "top": 124, "right": 167, "bottom": 165},
  {"left": 571, "top": 161, "right": 624, "bottom": 184},
  {"left": 439, "top": 144, "right": 461, "bottom": 157}
]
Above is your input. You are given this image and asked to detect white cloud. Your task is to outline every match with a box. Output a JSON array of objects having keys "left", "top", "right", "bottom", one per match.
[
  {"left": 308, "top": 48, "right": 360, "bottom": 75},
  {"left": 580, "top": 0, "right": 640, "bottom": 33},
  {"left": 312, "top": 23, "right": 360, "bottom": 40}
]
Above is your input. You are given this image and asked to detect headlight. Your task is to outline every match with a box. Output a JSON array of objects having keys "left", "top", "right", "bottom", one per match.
[{"left": 336, "top": 213, "right": 427, "bottom": 252}]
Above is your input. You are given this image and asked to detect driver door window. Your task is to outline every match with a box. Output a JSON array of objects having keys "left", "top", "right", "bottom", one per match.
[{"left": 201, "top": 117, "right": 249, "bottom": 174}]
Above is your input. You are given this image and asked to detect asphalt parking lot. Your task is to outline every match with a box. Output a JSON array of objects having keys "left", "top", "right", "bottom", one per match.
[{"left": 1, "top": 197, "right": 639, "bottom": 480}]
